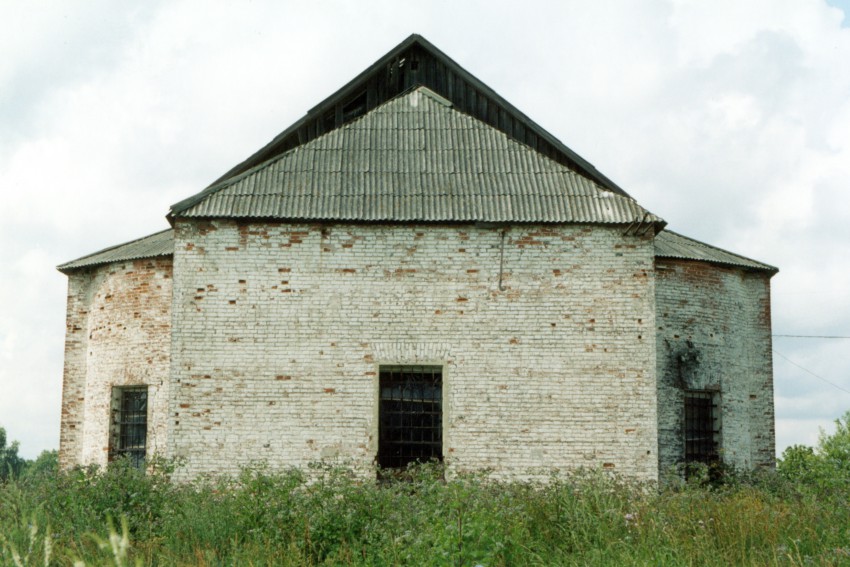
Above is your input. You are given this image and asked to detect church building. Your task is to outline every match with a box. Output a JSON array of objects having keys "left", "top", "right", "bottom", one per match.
[{"left": 58, "top": 35, "right": 777, "bottom": 481}]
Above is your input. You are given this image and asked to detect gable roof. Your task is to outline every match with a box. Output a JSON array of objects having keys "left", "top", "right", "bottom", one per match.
[
  {"left": 57, "top": 229, "right": 173, "bottom": 273},
  {"left": 171, "top": 87, "right": 662, "bottom": 225},
  {"left": 197, "top": 34, "right": 629, "bottom": 199},
  {"left": 655, "top": 229, "right": 778, "bottom": 273}
]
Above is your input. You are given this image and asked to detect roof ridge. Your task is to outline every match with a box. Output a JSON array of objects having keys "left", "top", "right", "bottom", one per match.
[{"left": 193, "top": 34, "right": 629, "bottom": 200}]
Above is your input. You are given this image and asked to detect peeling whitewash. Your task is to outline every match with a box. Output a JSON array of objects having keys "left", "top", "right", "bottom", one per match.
[{"left": 59, "top": 221, "right": 774, "bottom": 482}]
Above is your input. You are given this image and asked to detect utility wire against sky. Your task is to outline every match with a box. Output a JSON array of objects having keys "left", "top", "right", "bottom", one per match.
[
  {"left": 773, "top": 335, "right": 850, "bottom": 339},
  {"left": 773, "top": 349, "right": 850, "bottom": 396}
]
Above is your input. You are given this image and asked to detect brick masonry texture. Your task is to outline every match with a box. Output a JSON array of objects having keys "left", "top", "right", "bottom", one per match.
[
  {"left": 655, "top": 258, "right": 775, "bottom": 476},
  {"left": 168, "top": 220, "right": 659, "bottom": 481},
  {"left": 59, "top": 258, "right": 172, "bottom": 468}
]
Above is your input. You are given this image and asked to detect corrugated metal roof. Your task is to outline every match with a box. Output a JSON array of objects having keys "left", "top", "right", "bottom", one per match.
[
  {"left": 172, "top": 88, "right": 663, "bottom": 226},
  {"left": 655, "top": 230, "right": 777, "bottom": 273},
  {"left": 207, "top": 34, "right": 630, "bottom": 198},
  {"left": 57, "top": 229, "right": 174, "bottom": 273}
]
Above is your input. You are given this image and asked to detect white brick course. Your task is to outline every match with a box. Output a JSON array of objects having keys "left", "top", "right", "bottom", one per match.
[
  {"left": 58, "top": 221, "right": 776, "bottom": 483},
  {"left": 168, "top": 220, "right": 659, "bottom": 481}
]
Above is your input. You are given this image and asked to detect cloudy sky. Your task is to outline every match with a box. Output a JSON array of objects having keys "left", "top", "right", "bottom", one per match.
[{"left": 1, "top": 0, "right": 849, "bottom": 460}]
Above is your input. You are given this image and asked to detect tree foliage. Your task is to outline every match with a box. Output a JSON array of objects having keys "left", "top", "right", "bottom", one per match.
[
  {"left": 0, "top": 426, "right": 27, "bottom": 481},
  {"left": 778, "top": 410, "right": 850, "bottom": 493},
  {"left": 817, "top": 410, "right": 850, "bottom": 474},
  {"left": 23, "top": 449, "right": 58, "bottom": 480}
]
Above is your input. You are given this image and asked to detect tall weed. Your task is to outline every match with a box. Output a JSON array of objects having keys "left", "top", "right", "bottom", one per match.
[{"left": 2, "top": 461, "right": 850, "bottom": 565}]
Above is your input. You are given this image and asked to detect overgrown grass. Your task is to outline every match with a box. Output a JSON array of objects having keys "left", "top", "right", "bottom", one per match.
[{"left": 2, "top": 460, "right": 849, "bottom": 566}]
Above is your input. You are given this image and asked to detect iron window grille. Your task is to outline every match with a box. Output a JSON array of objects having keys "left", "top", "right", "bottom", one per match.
[
  {"left": 110, "top": 386, "right": 148, "bottom": 468},
  {"left": 378, "top": 365, "right": 443, "bottom": 470},
  {"left": 684, "top": 390, "right": 720, "bottom": 467}
]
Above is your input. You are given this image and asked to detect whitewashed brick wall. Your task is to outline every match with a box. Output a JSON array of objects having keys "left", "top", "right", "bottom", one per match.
[
  {"left": 169, "top": 220, "right": 659, "bottom": 481},
  {"left": 655, "top": 259, "right": 775, "bottom": 475},
  {"left": 59, "top": 258, "right": 172, "bottom": 468}
]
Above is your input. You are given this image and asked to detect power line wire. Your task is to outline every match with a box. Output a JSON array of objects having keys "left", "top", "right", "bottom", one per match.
[
  {"left": 773, "top": 349, "right": 850, "bottom": 395},
  {"left": 773, "top": 334, "right": 850, "bottom": 339}
]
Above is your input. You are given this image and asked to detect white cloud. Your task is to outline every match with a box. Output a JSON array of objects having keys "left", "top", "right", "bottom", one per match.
[{"left": 776, "top": 418, "right": 834, "bottom": 451}]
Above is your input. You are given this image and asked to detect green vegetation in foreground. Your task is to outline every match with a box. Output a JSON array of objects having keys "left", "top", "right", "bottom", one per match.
[{"left": 0, "top": 414, "right": 849, "bottom": 566}]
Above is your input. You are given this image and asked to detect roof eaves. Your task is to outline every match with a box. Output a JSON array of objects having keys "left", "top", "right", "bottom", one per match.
[
  {"left": 57, "top": 229, "right": 174, "bottom": 274},
  {"left": 655, "top": 229, "right": 778, "bottom": 274},
  {"left": 169, "top": 146, "right": 296, "bottom": 218}
]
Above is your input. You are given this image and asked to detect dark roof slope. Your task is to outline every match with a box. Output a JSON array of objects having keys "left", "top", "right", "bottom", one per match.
[
  {"left": 172, "top": 88, "right": 662, "bottom": 225},
  {"left": 201, "top": 34, "right": 629, "bottom": 198},
  {"left": 655, "top": 229, "right": 778, "bottom": 273},
  {"left": 57, "top": 229, "right": 173, "bottom": 273}
]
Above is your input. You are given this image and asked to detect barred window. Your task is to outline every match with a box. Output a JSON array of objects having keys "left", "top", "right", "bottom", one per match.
[
  {"left": 378, "top": 365, "right": 443, "bottom": 470},
  {"left": 110, "top": 386, "right": 148, "bottom": 468},
  {"left": 684, "top": 390, "right": 720, "bottom": 467}
]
